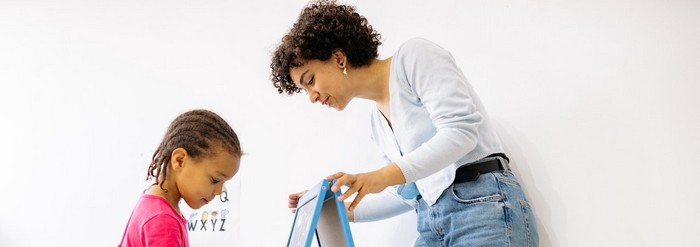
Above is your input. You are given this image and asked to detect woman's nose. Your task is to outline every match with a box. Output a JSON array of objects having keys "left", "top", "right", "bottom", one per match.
[{"left": 308, "top": 91, "right": 320, "bottom": 103}]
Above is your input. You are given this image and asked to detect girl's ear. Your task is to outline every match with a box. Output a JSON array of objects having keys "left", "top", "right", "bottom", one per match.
[
  {"left": 170, "top": 148, "right": 188, "bottom": 171},
  {"left": 332, "top": 49, "right": 347, "bottom": 68}
]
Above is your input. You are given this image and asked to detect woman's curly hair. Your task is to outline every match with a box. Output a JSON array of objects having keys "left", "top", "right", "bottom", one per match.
[{"left": 270, "top": 0, "right": 382, "bottom": 95}]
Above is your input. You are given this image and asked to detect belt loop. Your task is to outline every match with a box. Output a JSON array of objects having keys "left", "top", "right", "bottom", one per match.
[{"left": 497, "top": 156, "right": 510, "bottom": 171}]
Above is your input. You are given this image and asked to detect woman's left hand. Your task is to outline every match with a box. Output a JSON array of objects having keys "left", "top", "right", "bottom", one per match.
[{"left": 327, "top": 162, "right": 406, "bottom": 211}]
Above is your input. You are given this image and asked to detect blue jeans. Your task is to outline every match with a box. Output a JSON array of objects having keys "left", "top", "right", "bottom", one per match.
[{"left": 414, "top": 171, "right": 538, "bottom": 247}]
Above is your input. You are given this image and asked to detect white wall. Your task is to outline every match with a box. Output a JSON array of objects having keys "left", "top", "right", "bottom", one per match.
[{"left": 1, "top": 0, "right": 699, "bottom": 246}]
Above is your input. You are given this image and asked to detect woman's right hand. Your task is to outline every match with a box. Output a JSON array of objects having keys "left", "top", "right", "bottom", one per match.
[
  {"left": 288, "top": 191, "right": 306, "bottom": 213},
  {"left": 288, "top": 191, "right": 355, "bottom": 222}
]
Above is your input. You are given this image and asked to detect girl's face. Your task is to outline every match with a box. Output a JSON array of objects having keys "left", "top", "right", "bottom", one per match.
[
  {"left": 175, "top": 148, "right": 240, "bottom": 210},
  {"left": 289, "top": 57, "right": 353, "bottom": 111}
]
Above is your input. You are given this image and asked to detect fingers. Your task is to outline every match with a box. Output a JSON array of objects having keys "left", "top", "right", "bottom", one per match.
[
  {"left": 348, "top": 190, "right": 366, "bottom": 211},
  {"left": 288, "top": 197, "right": 298, "bottom": 208},
  {"left": 288, "top": 190, "right": 307, "bottom": 210},
  {"left": 327, "top": 172, "right": 373, "bottom": 210},
  {"left": 338, "top": 183, "right": 359, "bottom": 201},
  {"left": 289, "top": 191, "right": 305, "bottom": 200},
  {"left": 344, "top": 202, "right": 355, "bottom": 222},
  {"left": 288, "top": 193, "right": 300, "bottom": 208},
  {"left": 332, "top": 173, "right": 363, "bottom": 202},
  {"left": 327, "top": 172, "right": 345, "bottom": 181},
  {"left": 326, "top": 169, "right": 391, "bottom": 212},
  {"left": 327, "top": 172, "right": 345, "bottom": 191},
  {"left": 331, "top": 173, "right": 355, "bottom": 192}
]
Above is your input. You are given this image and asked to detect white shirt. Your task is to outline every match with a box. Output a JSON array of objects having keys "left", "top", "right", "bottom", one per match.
[{"left": 353, "top": 38, "right": 505, "bottom": 222}]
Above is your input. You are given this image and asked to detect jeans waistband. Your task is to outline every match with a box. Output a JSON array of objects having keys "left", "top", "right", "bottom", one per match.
[{"left": 453, "top": 153, "right": 510, "bottom": 183}]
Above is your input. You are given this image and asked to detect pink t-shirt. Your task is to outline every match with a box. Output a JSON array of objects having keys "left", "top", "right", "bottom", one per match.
[{"left": 119, "top": 194, "right": 190, "bottom": 247}]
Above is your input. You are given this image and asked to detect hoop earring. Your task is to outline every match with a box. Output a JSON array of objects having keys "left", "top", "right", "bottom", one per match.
[{"left": 343, "top": 67, "right": 347, "bottom": 75}]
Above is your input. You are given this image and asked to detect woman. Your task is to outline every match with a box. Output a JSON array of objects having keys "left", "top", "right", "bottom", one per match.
[{"left": 270, "top": 1, "right": 538, "bottom": 246}]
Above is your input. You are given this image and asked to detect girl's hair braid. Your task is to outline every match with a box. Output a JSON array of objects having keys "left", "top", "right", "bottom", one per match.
[{"left": 147, "top": 109, "right": 241, "bottom": 190}]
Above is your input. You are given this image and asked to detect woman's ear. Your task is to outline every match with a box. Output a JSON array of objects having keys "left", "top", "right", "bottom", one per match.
[
  {"left": 332, "top": 49, "right": 347, "bottom": 68},
  {"left": 170, "top": 148, "right": 188, "bottom": 171}
]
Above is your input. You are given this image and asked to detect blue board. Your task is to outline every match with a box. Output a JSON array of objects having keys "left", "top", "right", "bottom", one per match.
[{"left": 286, "top": 179, "right": 354, "bottom": 247}]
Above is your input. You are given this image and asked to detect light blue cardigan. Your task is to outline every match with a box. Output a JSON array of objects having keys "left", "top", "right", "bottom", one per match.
[{"left": 354, "top": 38, "right": 505, "bottom": 222}]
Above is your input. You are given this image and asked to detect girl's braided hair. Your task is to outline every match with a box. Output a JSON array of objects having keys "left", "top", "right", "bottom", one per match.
[{"left": 147, "top": 109, "right": 241, "bottom": 189}]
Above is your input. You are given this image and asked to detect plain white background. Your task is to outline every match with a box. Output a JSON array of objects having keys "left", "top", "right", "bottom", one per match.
[{"left": 1, "top": 0, "right": 699, "bottom": 246}]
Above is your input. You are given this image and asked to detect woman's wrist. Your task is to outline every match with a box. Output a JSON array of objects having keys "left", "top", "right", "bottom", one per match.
[{"left": 376, "top": 162, "right": 406, "bottom": 187}]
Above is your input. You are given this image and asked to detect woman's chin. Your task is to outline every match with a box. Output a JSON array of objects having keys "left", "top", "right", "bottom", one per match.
[{"left": 333, "top": 102, "right": 348, "bottom": 111}]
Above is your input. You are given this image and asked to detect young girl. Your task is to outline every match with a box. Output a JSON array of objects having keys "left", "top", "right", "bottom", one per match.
[
  {"left": 119, "top": 109, "right": 242, "bottom": 247},
  {"left": 272, "top": 1, "right": 537, "bottom": 246}
]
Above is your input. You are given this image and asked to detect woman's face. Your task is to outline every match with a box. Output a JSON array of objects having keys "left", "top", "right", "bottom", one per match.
[{"left": 289, "top": 57, "right": 352, "bottom": 111}]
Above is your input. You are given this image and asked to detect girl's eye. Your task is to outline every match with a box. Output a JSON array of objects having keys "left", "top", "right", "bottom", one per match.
[
  {"left": 211, "top": 178, "right": 220, "bottom": 184},
  {"left": 307, "top": 77, "right": 314, "bottom": 86}
]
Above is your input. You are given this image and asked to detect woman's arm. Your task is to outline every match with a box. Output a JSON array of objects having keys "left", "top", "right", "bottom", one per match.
[
  {"left": 330, "top": 38, "right": 481, "bottom": 208},
  {"left": 350, "top": 185, "right": 417, "bottom": 222},
  {"left": 393, "top": 38, "right": 482, "bottom": 183}
]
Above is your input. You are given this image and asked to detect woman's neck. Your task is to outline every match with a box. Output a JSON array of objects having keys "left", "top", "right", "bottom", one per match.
[{"left": 351, "top": 57, "right": 392, "bottom": 105}]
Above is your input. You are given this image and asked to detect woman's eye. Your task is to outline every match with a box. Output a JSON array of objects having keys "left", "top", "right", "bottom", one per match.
[
  {"left": 307, "top": 77, "right": 314, "bottom": 86},
  {"left": 211, "top": 178, "right": 220, "bottom": 184}
]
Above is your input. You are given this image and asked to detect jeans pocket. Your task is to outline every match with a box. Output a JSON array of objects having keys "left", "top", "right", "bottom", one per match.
[
  {"left": 495, "top": 171, "right": 521, "bottom": 187},
  {"left": 449, "top": 183, "right": 502, "bottom": 204}
]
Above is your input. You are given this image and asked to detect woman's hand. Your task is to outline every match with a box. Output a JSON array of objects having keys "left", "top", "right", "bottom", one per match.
[
  {"left": 327, "top": 162, "right": 406, "bottom": 211},
  {"left": 288, "top": 190, "right": 307, "bottom": 213},
  {"left": 289, "top": 190, "right": 355, "bottom": 222},
  {"left": 344, "top": 201, "right": 355, "bottom": 222}
]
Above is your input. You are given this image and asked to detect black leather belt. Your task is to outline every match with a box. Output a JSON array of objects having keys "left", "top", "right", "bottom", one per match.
[{"left": 453, "top": 153, "right": 510, "bottom": 183}]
